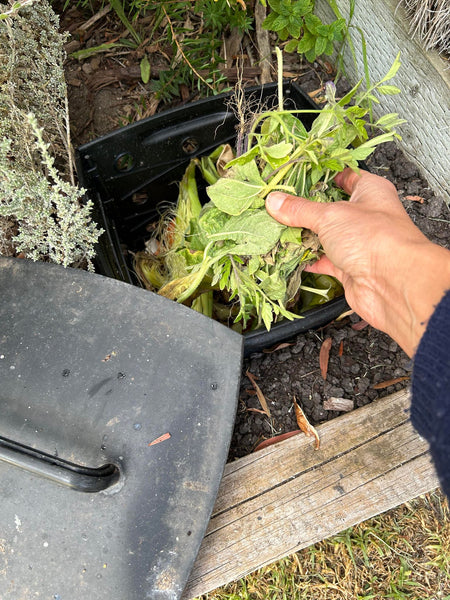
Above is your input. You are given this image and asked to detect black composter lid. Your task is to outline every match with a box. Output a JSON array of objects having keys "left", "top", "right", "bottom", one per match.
[{"left": 0, "top": 257, "right": 242, "bottom": 599}]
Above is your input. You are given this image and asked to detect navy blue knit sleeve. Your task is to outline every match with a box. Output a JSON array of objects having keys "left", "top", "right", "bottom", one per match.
[{"left": 411, "top": 289, "right": 450, "bottom": 498}]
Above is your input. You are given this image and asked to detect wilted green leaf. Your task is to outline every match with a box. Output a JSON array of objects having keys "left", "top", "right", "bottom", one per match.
[
  {"left": 264, "top": 142, "right": 293, "bottom": 159},
  {"left": 350, "top": 146, "right": 375, "bottom": 161},
  {"left": 148, "top": 50, "right": 405, "bottom": 332},
  {"left": 280, "top": 227, "right": 303, "bottom": 245},
  {"left": 379, "top": 52, "right": 401, "bottom": 83},
  {"left": 198, "top": 205, "right": 230, "bottom": 236},
  {"left": 377, "top": 85, "right": 401, "bottom": 95},
  {"left": 207, "top": 210, "right": 286, "bottom": 255},
  {"left": 140, "top": 55, "right": 151, "bottom": 84},
  {"left": 71, "top": 42, "right": 122, "bottom": 60},
  {"left": 259, "top": 271, "right": 286, "bottom": 301},
  {"left": 207, "top": 178, "right": 265, "bottom": 215}
]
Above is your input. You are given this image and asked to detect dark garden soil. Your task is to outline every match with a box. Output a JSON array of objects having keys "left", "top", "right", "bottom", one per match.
[{"left": 58, "top": 4, "right": 449, "bottom": 462}]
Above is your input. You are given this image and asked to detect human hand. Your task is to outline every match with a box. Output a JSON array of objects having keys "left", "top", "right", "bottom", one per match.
[{"left": 266, "top": 168, "right": 450, "bottom": 357}]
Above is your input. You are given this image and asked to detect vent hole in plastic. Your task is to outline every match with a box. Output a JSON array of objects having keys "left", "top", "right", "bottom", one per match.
[
  {"left": 115, "top": 152, "right": 135, "bottom": 172},
  {"left": 132, "top": 192, "right": 148, "bottom": 205},
  {"left": 181, "top": 137, "right": 200, "bottom": 154}
]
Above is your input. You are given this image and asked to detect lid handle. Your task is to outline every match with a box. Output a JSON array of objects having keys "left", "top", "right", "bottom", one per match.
[{"left": 0, "top": 435, "right": 120, "bottom": 493}]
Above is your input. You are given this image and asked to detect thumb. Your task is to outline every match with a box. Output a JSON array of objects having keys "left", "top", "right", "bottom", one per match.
[{"left": 266, "top": 191, "right": 326, "bottom": 232}]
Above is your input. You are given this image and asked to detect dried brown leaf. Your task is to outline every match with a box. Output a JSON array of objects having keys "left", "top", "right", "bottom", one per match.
[
  {"left": 102, "top": 350, "right": 116, "bottom": 362},
  {"left": 254, "top": 431, "right": 301, "bottom": 452},
  {"left": 247, "top": 408, "right": 268, "bottom": 415},
  {"left": 302, "top": 230, "right": 321, "bottom": 252},
  {"left": 148, "top": 432, "right": 171, "bottom": 446},
  {"left": 319, "top": 337, "right": 332, "bottom": 380},
  {"left": 180, "top": 83, "right": 190, "bottom": 102},
  {"left": 246, "top": 370, "right": 271, "bottom": 418},
  {"left": 216, "top": 144, "right": 235, "bottom": 176},
  {"left": 294, "top": 398, "right": 320, "bottom": 450},
  {"left": 336, "top": 309, "right": 355, "bottom": 321},
  {"left": 263, "top": 342, "right": 294, "bottom": 353},
  {"left": 351, "top": 319, "right": 369, "bottom": 330},
  {"left": 372, "top": 376, "right": 410, "bottom": 390},
  {"left": 339, "top": 340, "right": 344, "bottom": 357},
  {"left": 405, "top": 195, "right": 425, "bottom": 204}
]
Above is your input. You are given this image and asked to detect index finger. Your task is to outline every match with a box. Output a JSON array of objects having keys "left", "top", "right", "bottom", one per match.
[{"left": 334, "top": 167, "right": 370, "bottom": 196}]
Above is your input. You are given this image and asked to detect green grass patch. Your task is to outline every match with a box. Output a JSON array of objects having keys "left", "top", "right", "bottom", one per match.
[{"left": 197, "top": 490, "right": 450, "bottom": 600}]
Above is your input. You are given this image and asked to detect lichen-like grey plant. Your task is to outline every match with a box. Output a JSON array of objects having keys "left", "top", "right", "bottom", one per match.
[{"left": 0, "top": 0, "right": 102, "bottom": 268}]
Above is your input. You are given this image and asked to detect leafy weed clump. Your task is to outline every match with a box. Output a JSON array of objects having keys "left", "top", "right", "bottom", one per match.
[{"left": 135, "top": 51, "right": 404, "bottom": 332}]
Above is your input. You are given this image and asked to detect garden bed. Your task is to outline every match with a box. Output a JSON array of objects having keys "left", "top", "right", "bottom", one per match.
[
  {"left": 59, "top": 4, "right": 450, "bottom": 464},
  {"left": 2, "top": 4, "right": 448, "bottom": 598}
]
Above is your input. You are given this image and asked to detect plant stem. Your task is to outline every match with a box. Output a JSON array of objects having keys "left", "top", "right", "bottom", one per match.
[
  {"left": 162, "top": 5, "right": 216, "bottom": 94},
  {"left": 276, "top": 47, "right": 284, "bottom": 112}
]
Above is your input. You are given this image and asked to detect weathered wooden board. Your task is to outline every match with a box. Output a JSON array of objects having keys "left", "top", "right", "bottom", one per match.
[
  {"left": 183, "top": 389, "right": 439, "bottom": 599},
  {"left": 315, "top": 0, "right": 450, "bottom": 206}
]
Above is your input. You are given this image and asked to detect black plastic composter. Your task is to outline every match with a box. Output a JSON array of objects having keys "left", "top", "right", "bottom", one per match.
[
  {"left": 76, "top": 81, "right": 348, "bottom": 356},
  {"left": 0, "top": 256, "right": 242, "bottom": 599}
]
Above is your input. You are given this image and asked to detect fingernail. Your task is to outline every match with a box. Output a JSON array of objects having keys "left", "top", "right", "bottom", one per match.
[{"left": 267, "top": 192, "right": 286, "bottom": 212}]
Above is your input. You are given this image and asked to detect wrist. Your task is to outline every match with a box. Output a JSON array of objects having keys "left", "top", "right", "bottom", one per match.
[{"left": 383, "top": 240, "right": 450, "bottom": 357}]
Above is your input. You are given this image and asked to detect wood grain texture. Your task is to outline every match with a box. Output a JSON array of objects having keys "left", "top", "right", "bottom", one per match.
[
  {"left": 183, "top": 389, "right": 439, "bottom": 599},
  {"left": 315, "top": 0, "right": 450, "bottom": 205}
]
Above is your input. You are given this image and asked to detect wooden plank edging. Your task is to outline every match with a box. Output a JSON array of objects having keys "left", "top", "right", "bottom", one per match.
[{"left": 183, "top": 389, "right": 439, "bottom": 599}]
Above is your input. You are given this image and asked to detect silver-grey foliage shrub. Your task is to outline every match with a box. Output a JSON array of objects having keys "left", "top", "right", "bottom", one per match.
[{"left": 0, "top": 0, "right": 102, "bottom": 268}]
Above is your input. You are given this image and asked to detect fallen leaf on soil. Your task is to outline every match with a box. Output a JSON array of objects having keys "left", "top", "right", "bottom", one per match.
[
  {"left": 319, "top": 337, "right": 332, "bottom": 380},
  {"left": 180, "top": 83, "right": 190, "bottom": 102},
  {"left": 372, "top": 376, "right": 410, "bottom": 389},
  {"left": 339, "top": 340, "right": 344, "bottom": 357},
  {"left": 263, "top": 342, "right": 294, "bottom": 353},
  {"left": 405, "top": 195, "right": 425, "bottom": 204},
  {"left": 254, "top": 430, "right": 301, "bottom": 452},
  {"left": 323, "top": 397, "right": 354, "bottom": 412},
  {"left": 246, "top": 370, "right": 271, "bottom": 418},
  {"left": 321, "top": 59, "right": 334, "bottom": 74},
  {"left": 76, "top": 4, "right": 111, "bottom": 33},
  {"left": 148, "top": 432, "right": 171, "bottom": 446},
  {"left": 294, "top": 398, "right": 320, "bottom": 450},
  {"left": 336, "top": 309, "right": 355, "bottom": 321},
  {"left": 247, "top": 408, "right": 268, "bottom": 415},
  {"left": 351, "top": 319, "right": 369, "bottom": 330}
]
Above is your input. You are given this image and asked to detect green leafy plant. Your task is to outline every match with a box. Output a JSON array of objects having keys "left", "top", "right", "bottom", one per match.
[
  {"left": 262, "top": 0, "right": 346, "bottom": 63},
  {"left": 148, "top": 0, "right": 253, "bottom": 102},
  {"left": 66, "top": 0, "right": 252, "bottom": 100},
  {"left": 69, "top": 0, "right": 152, "bottom": 84},
  {"left": 135, "top": 50, "right": 404, "bottom": 331}
]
